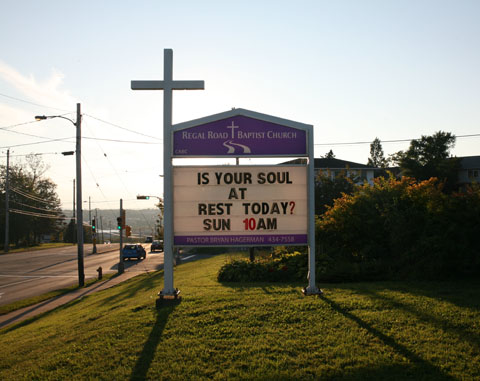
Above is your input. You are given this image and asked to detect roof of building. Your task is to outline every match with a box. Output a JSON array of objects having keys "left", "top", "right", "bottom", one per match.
[
  {"left": 459, "top": 156, "right": 480, "bottom": 169},
  {"left": 284, "top": 158, "right": 376, "bottom": 169}
]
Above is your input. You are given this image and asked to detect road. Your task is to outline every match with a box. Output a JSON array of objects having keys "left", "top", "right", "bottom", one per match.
[{"left": 0, "top": 244, "right": 165, "bottom": 306}]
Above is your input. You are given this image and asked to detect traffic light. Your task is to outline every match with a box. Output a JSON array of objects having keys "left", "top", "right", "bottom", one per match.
[
  {"left": 117, "top": 217, "right": 122, "bottom": 230},
  {"left": 121, "top": 210, "right": 126, "bottom": 229},
  {"left": 137, "top": 195, "right": 150, "bottom": 200},
  {"left": 126, "top": 225, "right": 131, "bottom": 237},
  {"left": 92, "top": 219, "right": 96, "bottom": 233}
]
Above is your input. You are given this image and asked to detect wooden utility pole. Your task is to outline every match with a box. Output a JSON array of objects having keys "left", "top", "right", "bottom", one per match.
[{"left": 4, "top": 149, "right": 10, "bottom": 253}]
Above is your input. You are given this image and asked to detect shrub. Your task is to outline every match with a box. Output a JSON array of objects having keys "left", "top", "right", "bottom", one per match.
[
  {"left": 317, "top": 176, "right": 480, "bottom": 280},
  {"left": 217, "top": 251, "right": 308, "bottom": 283}
]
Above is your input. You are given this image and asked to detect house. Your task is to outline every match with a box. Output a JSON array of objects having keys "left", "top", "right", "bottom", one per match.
[
  {"left": 313, "top": 158, "right": 376, "bottom": 184},
  {"left": 457, "top": 156, "right": 480, "bottom": 187},
  {"left": 285, "top": 158, "right": 377, "bottom": 185}
]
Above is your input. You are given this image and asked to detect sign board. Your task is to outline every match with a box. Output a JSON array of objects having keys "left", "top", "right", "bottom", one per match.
[
  {"left": 173, "top": 165, "right": 307, "bottom": 246},
  {"left": 173, "top": 113, "right": 307, "bottom": 157}
]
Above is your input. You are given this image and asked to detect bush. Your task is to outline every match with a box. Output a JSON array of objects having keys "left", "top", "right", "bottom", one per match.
[
  {"left": 317, "top": 176, "right": 480, "bottom": 280},
  {"left": 217, "top": 250, "right": 308, "bottom": 283}
]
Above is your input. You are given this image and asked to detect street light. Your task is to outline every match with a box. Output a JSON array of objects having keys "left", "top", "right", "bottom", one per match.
[{"left": 35, "top": 103, "right": 85, "bottom": 287}]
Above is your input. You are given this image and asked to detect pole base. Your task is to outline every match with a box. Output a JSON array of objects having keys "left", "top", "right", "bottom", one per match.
[
  {"left": 156, "top": 289, "right": 182, "bottom": 308},
  {"left": 302, "top": 286, "right": 323, "bottom": 296}
]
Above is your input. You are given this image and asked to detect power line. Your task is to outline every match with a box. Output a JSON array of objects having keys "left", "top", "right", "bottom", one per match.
[
  {"left": 0, "top": 92, "right": 72, "bottom": 113},
  {"left": 11, "top": 200, "right": 61, "bottom": 213},
  {"left": 9, "top": 208, "right": 66, "bottom": 220},
  {"left": 84, "top": 113, "right": 162, "bottom": 141},
  {"left": 314, "top": 133, "right": 480, "bottom": 146},
  {"left": 10, "top": 187, "right": 59, "bottom": 205},
  {"left": 0, "top": 120, "right": 39, "bottom": 131},
  {"left": 0, "top": 152, "right": 63, "bottom": 158},
  {"left": 82, "top": 136, "right": 161, "bottom": 144},
  {"left": 0, "top": 137, "right": 74, "bottom": 149}
]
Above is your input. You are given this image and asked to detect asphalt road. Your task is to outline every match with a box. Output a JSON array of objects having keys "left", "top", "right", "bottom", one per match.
[{"left": 0, "top": 244, "right": 165, "bottom": 306}]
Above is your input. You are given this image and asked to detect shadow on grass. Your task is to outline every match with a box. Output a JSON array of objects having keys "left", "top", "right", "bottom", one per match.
[
  {"left": 130, "top": 298, "right": 181, "bottom": 381},
  {"left": 0, "top": 274, "right": 121, "bottom": 331},
  {"left": 354, "top": 285, "right": 480, "bottom": 351},
  {"left": 99, "top": 271, "right": 162, "bottom": 307},
  {"left": 389, "top": 280, "right": 480, "bottom": 312},
  {"left": 319, "top": 294, "right": 455, "bottom": 380}
]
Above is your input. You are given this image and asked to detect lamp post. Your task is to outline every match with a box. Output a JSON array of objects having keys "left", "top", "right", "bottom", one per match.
[{"left": 35, "top": 103, "right": 85, "bottom": 287}]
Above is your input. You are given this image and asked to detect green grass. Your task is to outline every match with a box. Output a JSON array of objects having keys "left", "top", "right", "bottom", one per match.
[
  {"left": 1, "top": 242, "right": 74, "bottom": 255},
  {"left": 0, "top": 273, "right": 116, "bottom": 315},
  {"left": 1, "top": 253, "right": 479, "bottom": 380}
]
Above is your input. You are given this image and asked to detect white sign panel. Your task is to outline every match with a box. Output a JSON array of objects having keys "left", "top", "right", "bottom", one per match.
[{"left": 173, "top": 165, "right": 307, "bottom": 246}]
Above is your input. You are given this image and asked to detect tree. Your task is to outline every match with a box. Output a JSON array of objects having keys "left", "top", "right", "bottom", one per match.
[
  {"left": 367, "top": 137, "right": 388, "bottom": 168},
  {"left": 314, "top": 170, "right": 358, "bottom": 215},
  {"left": 323, "top": 150, "right": 335, "bottom": 159},
  {"left": 0, "top": 155, "right": 64, "bottom": 247},
  {"left": 392, "top": 131, "right": 460, "bottom": 192}
]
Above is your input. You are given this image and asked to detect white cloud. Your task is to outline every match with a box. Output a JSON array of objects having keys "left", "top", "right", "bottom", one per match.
[{"left": 0, "top": 60, "right": 76, "bottom": 112}]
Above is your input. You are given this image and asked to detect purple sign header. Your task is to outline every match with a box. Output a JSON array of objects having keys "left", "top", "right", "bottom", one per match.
[{"left": 173, "top": 115, "right": 307, "bottom": 157}]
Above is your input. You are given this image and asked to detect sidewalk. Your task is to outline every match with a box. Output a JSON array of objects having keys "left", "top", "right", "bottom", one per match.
[{"left": 0, "top": 270, "right": 147, "bottom": 330}]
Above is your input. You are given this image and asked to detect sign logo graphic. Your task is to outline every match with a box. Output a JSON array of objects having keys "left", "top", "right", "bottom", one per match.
[{"left": 222, "top": 122, "right": 251, "bottom": 153}]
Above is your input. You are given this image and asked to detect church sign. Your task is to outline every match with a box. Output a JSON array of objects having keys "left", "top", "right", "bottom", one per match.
[
  {"left": 132, "top": 49, "right": 319, "bottom": 295},
  {"left": 173, "top": 165, "right": 307, "bottom": 246},
  {"left": 173, "top": 114, "right": 307, "bottom": 157}
]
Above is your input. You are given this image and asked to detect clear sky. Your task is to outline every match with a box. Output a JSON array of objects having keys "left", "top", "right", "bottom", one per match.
[{"left": 1, "top": 0, "right": 480, "bottom": 211}]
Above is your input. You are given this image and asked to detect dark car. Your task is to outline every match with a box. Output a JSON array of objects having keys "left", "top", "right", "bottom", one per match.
[
  {"left": 122, "top": 244, "right": 146, "bottom": 261},
  {"left": 151, "top": 240, "right": 164, "bottom": 252}
]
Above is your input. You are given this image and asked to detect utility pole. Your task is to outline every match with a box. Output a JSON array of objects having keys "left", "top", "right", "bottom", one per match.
[
  {"left": 75, "top": 103, "right": 85, "bottom": 286},
  {"left": 35, "top": 103, "right": 84, "bottom": 287},
  {"left": 73, "top": 179, "right": 76, "bottom": 218},
  {"left": 118, "top": 199, "right": 124, "bottom": 274},
  {"left": 4, "top": 149, "right": 10, "bottom": 253},
  {"left": 100, "top": 215, "right": 104, "bottom": 244},
  {"left": 73, "top": 179, "right": 76, "bottom": 244},
  {"left": 92, "top": 208, "right": 97, "bottom": 254}
]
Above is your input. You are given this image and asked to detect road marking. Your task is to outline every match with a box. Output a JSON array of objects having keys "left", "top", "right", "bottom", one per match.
[
  {"left": 0, "top": 292, "right": 3, "bottom": 299},
  {"left": 182, "top": 255, "right": 196, "bottom": 261}
]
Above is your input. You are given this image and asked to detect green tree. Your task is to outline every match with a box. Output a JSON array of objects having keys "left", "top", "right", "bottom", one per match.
[
  {"left": 0, "top": 155, "right": 64, "bottom": 247},
  {"left": 392, "top": 131, "right": 460, "bottom": 192},
  {"left": 314, "top": 170, "right": 358, "bottom": 215},
  {"left": 323, "top": 150, "right": 335, "bottom": 159},
  {"left": 367, "top": 137, "right": 388, "bottom": 168}
]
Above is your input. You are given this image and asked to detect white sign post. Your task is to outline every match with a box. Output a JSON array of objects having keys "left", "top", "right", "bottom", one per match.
[{"left": 131, "top": 49, "right": 204, "bottom": 296}]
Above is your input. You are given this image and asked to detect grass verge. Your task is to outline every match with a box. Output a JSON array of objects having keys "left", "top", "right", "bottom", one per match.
[
  {"left": 0, "top": 252, "right": 479, "bottom": 380},
  {"left": 0, "top": 273, "right": 116, "bottom": 315},
  {"left": 1, "top": 243, "right": 74, "bottom": 255}
]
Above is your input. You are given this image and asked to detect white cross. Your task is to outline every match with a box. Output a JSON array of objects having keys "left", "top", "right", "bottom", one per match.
[
  {"left": 227, "top": 121, "right": 239, "bottom": 139},
  {"left": 131, "top": 49, "right": 204, "bottom": 296}
]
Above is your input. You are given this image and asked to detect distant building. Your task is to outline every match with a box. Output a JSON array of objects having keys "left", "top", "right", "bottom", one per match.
[
  {"left": 457, "top": 156, "right": 480, "bottom": 187},
  {"left": 313, "top": 158, "right": 376, "bottom": 184},
  {"left": 285, "top": 158, "right": 377, "bottom": 185}
]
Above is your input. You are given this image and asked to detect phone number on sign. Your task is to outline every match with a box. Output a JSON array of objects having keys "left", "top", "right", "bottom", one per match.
[{"left": 266, "top": 236, "right": 296, "bottom": 244}]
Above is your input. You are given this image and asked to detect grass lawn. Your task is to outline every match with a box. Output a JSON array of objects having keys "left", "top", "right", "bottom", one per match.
[
  {"left": 1, "top": 242, "right": 74, "bottom": 255},
  {"left": 1, "top": 252, "right": 479, "bottom": 380}
]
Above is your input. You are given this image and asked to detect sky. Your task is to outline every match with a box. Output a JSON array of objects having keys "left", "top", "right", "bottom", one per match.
[{"left": 1, "top": 0, "right": 480, "bottom": 213}]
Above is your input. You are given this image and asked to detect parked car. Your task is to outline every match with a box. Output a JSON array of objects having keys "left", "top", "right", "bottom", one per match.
[
  {"left": 151, "top": 240, "right": 164, "bottom": 252},
  {"left": 122, "top": 244, "right": 146, "bottom": 261}
]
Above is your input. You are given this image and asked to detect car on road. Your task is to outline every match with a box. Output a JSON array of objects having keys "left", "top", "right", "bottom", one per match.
[
  {"left": 150, "top": 240, "right": 164, "bottom": 252},
  {"left": 122, "top": 244, "right": 146, "bottom": 261}
]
